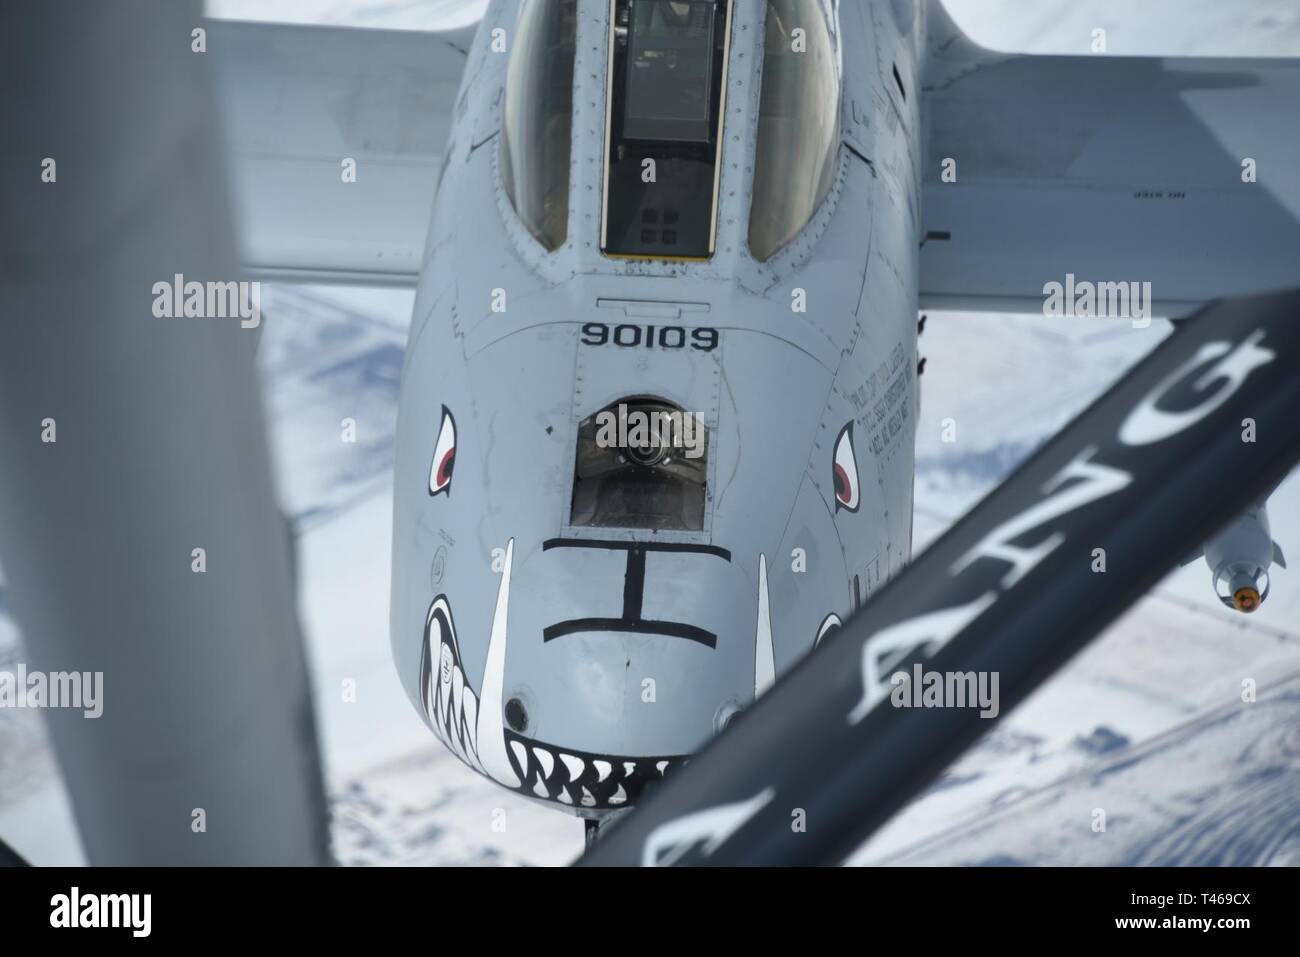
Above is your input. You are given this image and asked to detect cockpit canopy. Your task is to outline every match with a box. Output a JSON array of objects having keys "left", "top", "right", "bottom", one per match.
[
  {"left": 749, "top": 0, "right": 842, "bottom": 261},
  {"left": 622, "top": 1, "right": 719, "bottom": 145},
  {"left": 602, "top": 0, "right": 733, "bottom": 260},
  {"left": 500, "top": 0, "right": 577, "bottom": 251},
  {"left": 500, "top": 0, "right": 841, "bottom": 262}
]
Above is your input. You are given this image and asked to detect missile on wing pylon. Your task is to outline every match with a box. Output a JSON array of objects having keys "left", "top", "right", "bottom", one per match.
[{"left": 1199, "top": 501, "right": 1288, "bottom": 613}]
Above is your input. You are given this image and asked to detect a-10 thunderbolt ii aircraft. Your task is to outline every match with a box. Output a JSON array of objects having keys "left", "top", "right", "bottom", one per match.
[
  {"left": 317, "top": 0, "right": 1291, "bottom": 826},
  {"left": 209, "top": 0, "right": 1300, "bottom": 826},
  {"left": 6, "top": 0, "right": 1297, "bottom": 863}
]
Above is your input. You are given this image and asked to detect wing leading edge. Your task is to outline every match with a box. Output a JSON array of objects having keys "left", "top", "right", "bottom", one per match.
[
  {"left": 210, "top": 19, "right": 477, "bottom": 285},
  {"left": 921, "top": 8, "right": 1300, "bottom": 317}
]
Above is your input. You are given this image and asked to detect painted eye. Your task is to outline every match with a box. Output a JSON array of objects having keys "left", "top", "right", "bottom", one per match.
[
  {"left": 816, "top": 612, "right": 842, "bottom": 647},
  {"left": 832, "top": 422, "right": 859, "bottom": 512},
  {"left": 429, "top": 406, "right": 457, "bottom": 497}
]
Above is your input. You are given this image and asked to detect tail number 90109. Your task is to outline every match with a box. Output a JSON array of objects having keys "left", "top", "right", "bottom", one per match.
[{"left": 581, "top": 322, "right": 719, "bottom": 352}]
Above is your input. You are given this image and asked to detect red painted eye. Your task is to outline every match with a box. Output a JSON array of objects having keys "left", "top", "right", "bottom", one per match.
[
  {"left": 435, "top": 448, "right": 455, "bottom": 488},
  {"left": 429, "top": 407, "right": 457, "bottom": 497},
  {"left": 833, "top": 464, "right": 850, "bottom": 502},
  {"left": 833, "top": 423, "right": 859, "bottom": 512}
]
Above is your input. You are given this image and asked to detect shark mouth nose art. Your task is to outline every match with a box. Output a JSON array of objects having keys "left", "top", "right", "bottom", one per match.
[
  {"left": 419, "top": 540, "right": 519, "bottom": 790},
  {"left": 505, "top": 734, "right": 684, "bottom": 808},
  {"left": 419, "top": 538, "right": 687, "bottom": 811}
]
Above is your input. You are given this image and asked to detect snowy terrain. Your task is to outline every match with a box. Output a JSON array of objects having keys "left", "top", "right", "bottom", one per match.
[
  {"left": 1, "top": 1, "right": 1298, "bottom": 866},
  {"left": 853, "top": 316, "right": 1300, "bottom": 866}
]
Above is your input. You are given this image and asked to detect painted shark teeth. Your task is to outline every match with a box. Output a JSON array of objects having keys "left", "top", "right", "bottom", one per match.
[
  {"left": 420, "top": 537, "right": 689, "bottom": 811},
  {"left": 475, "top": 539, "right": 519, "bottom": 788},
  {"left": 532, "top": 747, "right": 555, "bottom": 779},
  {"left": 503, "top": 731, "right": 687, "bottom": 810},
  {"left": 755, "top": 553, "right": 775, "bottom": 698},
  {"left": 420, "top": 540, "right": 520, "bottom": 788},
  {"left": 422, "top": 597, "right": 482, "bottom": 773},
  {"left": 559, "top": 753, "right": 585, "bottom": 781}
]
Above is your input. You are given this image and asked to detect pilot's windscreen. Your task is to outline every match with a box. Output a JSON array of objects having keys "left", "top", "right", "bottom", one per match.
[
  {"left": 623, "top": 2, "right": 717, "bottom": 143},
  {"left": 749, "top": 0, "right": 841, "bottom": 261},
  {"left": 501, "top": 0, "right": 578, "bottom": 251},
  {"left": 602, "top": 1, "right": 731, "bottom": 260}
]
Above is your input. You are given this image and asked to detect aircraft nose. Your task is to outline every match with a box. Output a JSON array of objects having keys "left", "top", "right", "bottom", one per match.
[{"left": 502, "top": 537, "right": 756, "bottom": 798}]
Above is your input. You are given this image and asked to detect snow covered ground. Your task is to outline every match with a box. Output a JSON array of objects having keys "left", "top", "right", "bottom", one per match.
[
  {"left": 1, "top": 1, "right": 1298, "bottom": 866},
  {"left": 852, "top": 311, "right": 1300, "bottom": 865}
]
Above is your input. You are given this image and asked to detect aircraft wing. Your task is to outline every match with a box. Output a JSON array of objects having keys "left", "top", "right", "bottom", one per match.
[
  {"left": 920, "top": 18, "right": 1300, "bottom": 317},
  {"left": 209, "top": 19, "right": 477, "bottom": 285}
]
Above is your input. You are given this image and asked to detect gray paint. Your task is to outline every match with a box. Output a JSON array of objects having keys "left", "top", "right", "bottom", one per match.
[
  {"left": 212, "top": 19, "right": 475, "bottom": 283},
  {"left": 390, "top": 0, "right": 919, "bottom": 815},
  {"left": 920, "top": 8, "right": 1300, "bottom": 315}
]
